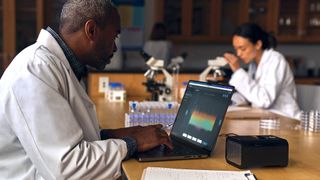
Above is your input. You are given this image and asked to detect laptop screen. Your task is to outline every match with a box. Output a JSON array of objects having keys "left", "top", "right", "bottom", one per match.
[{"left": 171, "top": 81, "right": 234, "bottom": 151}]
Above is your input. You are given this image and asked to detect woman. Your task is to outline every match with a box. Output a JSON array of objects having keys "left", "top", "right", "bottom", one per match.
[{"left": 224, "top": 23, "right": 300, "bottom": 119}]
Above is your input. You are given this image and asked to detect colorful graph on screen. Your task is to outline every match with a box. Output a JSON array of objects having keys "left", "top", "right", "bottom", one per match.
[{"left": 188, "top": 111, "right": 216, "bottom": 131}]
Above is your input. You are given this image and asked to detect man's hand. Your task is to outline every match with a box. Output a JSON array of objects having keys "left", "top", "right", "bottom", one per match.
[
  {"left": 130, "top": 124, "right": 173, "bottom": 152},
  {"left": 224, "top": 52, "right": 240, "bottom": 72},
  {"left": 101, "top": 125, "right": 173, "bottom": 152}
]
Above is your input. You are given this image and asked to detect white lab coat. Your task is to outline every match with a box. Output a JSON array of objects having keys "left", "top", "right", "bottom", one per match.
[
  {"left": 0, "top": 29, "right": 127, "bottom": 179},
  {"left": 229, "top": 49, "right": 300, "bottom": 119}
]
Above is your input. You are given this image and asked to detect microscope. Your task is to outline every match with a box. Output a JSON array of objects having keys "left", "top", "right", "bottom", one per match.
[
  {"left": 141, "top": 51, "right": 173, "bottom": 101},
  {"left": 167, "top": 52, "right": 187, "bottom": 70},
  {"left": 199, "top": 57, "right": 228, "bottom": 83}
]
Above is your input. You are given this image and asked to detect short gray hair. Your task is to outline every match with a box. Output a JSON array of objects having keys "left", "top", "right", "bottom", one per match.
[{"left": 60, "top": 0, "right": 116, "bottom": 33}]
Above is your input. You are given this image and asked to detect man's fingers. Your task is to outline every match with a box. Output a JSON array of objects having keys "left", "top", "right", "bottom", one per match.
[
  {"left": 157, "top": 128, "right": 173, "bottom": 149},
  {"left": 133, "top": 124, "right": 173, "bottom": 152},
  {"left": 157, "top": 128, "right": 169, "bottom": 137},
  {"left": 161, "top": 138, "right": 173, "bottom": 149},
  {"left": 148, "top": 124, "right": 163, "bottom": 129}
]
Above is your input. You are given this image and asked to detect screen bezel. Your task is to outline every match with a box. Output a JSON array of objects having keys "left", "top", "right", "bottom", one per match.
[{"left": 170, "top": 80, "right": 234, "bottom": 152}]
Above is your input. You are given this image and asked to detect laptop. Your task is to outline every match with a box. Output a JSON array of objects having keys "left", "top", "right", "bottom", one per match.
[{"left": 136, "top": 80, "right": 234, "bottom": 162}]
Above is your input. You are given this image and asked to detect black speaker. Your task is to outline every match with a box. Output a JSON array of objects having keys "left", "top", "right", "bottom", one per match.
[{"left": 225, "top": 135, "right": 289, "bottom": 169}]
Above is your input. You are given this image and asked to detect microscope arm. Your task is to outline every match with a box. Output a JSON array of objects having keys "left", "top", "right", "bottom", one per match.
[{"left": 161, "top": 68, "right": 173, "bottom": 88}]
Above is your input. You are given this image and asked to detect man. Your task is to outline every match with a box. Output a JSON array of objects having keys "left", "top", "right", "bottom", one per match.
[{"left": 0, "top": 0, "right": 172, "bottom": 179}]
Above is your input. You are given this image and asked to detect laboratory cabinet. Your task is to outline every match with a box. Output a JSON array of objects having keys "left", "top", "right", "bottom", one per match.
[
  {"left": 0, "top": 0, "right": 65, "bottom": 76},
  {"left": 154, "top": 0, "right": 320, "bottom": 43},
  {"left": 1, "top": 0, "right": 42, "bottom": 76},
  {"left": 1, "top": 0, "right": 320, "bottom": 77}
]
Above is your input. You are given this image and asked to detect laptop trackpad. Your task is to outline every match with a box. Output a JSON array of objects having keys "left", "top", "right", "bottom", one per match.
[{"left": 136, "top": 141, "right": 208, "bottom": 162}]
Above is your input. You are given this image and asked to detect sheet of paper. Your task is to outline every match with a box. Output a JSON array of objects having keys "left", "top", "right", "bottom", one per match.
[{"left": 142, "top": 167, "right": 256, "bottom": 180}]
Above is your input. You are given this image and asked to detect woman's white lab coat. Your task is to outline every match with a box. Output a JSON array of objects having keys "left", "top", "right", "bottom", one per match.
[
  {"left": 229, "top": 49, "right": 300, "bottom": 119},
  {"left": 0, "top": 30, "right": 127, "bottom": 179}
]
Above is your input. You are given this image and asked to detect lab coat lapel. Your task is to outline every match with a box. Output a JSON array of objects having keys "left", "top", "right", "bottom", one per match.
[
  {"left": 36, "top": 29, "right": 99, "bottom": 137},
  {"left": 36, "top": 29, "right": 70, "bottom": 70},
  {"left": 255, "top": 49, "right": 272, "bottom": 81},
  {"left": 36, "top": 29, "right": 95, "bottom": 107}
]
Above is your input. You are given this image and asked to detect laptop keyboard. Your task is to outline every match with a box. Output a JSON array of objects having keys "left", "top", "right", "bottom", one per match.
[
  {"left": 135, "top": 139, "right": 209, "bottom": 161},
  {"left": 163, "top": 140, "right": 200, "bottom": 155}
]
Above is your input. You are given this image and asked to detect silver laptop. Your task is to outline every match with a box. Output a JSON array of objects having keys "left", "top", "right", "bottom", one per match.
[{"left": 136, "top": 80, "right": 234, "bottom": 162}]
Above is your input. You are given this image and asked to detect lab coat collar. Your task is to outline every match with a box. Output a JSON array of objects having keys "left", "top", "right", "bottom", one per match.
[
  {"left": 36, "top": 29, "right": 94, "bottom": 105},
  {"left": 259, "top": 49, "right": 273, "bottom": 66},
  {"left": 255, "top": 48, "right": 273, "bottom": 79},
  {"left": 36, "top": 29, "right": 72, "bottom": 72}
]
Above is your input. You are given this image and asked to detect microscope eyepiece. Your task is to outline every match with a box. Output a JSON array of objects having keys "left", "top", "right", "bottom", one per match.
[
  {"left": 140, "top": 50, "right": 152, "bottom": 62},
  {"left": 180, "top": 52, "right": 188, "bottom": 59}
]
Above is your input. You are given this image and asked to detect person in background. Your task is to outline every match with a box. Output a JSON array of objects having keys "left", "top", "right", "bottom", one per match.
[
  {"left": 224, "top": 23, "right": 300, "bottom": 119},
  {"left": 143, "top": 22, "right": 173, "bottom": 66},
  {"left": 0, "top": 0, "right": 172, "bottom": 179}
]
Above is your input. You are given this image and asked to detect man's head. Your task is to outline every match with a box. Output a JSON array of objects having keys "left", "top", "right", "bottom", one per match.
[{"left": 59, "top": 0, "right": 121, "bottom": 70}]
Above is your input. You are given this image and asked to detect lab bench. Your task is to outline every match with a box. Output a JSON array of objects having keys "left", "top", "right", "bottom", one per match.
[{"left": 88, "top": 71, "right": 320, "bottom": 98}]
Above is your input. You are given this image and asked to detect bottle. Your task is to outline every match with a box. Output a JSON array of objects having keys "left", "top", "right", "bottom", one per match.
[
  {"left": 144, "top": 104, "right": 152, "bottom": 126},
  {"left": 159, "top": 102, "right": 167, "bottom": 125},
  {"left": 154, "top": 102, "right": 161, "bottom": 125},
  {"left": 148, "top": 105, "right": 155, "bottom": 126},
  {"left": 180, "top": 82, "right": 188, "bottom": 100},
  {"left": 165, "top": 102, "right": 179, "bottom": 127},
  {"left": 166, "top": 102, "right": 174, "bottom": 126},
  {"left": 171, "top": 66, "right": 179, "bottom": 102},
  {"left": 138, "top": 103, "right": 146, "bottom": 126},
  {"left": 168, "top": 53, "right": 187, "bottom": 102},
  {"left": 129, "top": 101, "right": 138, "bottom": 126},
  {"left": 170, "top": 102, "right": 179, "bottom": 124}
]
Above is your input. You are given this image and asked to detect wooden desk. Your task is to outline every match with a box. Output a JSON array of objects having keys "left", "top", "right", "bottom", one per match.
[{"left": 92, "top": 97, "right": 320, "bottom": 180}]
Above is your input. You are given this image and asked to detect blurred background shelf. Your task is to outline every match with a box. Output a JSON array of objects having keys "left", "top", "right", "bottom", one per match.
[{"left": 2, "top": 0, "right": 320, "bottom": 78}]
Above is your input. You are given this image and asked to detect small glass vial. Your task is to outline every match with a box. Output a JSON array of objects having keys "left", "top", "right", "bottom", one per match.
[{"left": 300, "top": 111, "right": 309, "bottom": 131}]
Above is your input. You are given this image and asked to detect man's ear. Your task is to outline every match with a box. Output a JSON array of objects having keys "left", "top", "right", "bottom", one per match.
[
  {"left": 84, "top": 20, "right": 97, "bottom": 41},
  {"left": 256, "top": 40, "right": 263, "bottom": 50}
]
